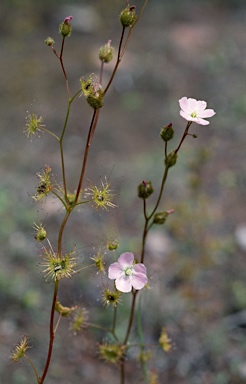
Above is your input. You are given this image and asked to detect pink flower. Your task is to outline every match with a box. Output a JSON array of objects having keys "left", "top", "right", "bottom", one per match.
[
  {"left": 179, "top": 97, "right": 216, "bottom": 125},
  {"left": 64, "top": 16, "right": 73, "bottom": 24},
  {"left": 108, "top": 252, "right": 148, "bottom": 293}
]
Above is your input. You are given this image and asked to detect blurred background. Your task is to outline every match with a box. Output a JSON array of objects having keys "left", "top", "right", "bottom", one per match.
[{"left": 1, "top": 0, "right": 246, "bottom": 383}]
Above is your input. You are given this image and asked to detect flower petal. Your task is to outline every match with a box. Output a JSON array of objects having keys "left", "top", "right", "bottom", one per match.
[
  {"left": 132, "top": 263, "right": 148, "bottom": 290},
  {"left": 117, "top": 252, "right": 134, "bottom": 268},
  {"left": 133, "top": 263, "right": 147, "bottom": 275},
  {"left": 195, "top": 117, "right": 210, "bottom": 125},
  {"left": 186, "top": 97, "right": 199, "bottom": 113},
  {"left": 196, "top": 100, "right": 207, "bottom": 112},
  {"left": 131, "top": 271, "right": 148, "bottom": 290},
  {"left": 108, "top": 262, "right": 123, "bottom": 279},
  {"left": 198, "top": 109, "right": 216, "bottom": 118},
  {"left": 115, "top": 275, "right": 132, "bottom": 293},
  {"left": 179, "top": 97, "right": 188, "bottom": 111},
  {"left": 180, "top": 110, "right": 191, "bottom": 121}
]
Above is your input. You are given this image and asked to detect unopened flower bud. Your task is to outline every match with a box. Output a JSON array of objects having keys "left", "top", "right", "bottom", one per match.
[
  {"left": 64, "top": 16, "right": 73, "bottom": 23},
  {"left": 87, "top": 92, "right": 104, "bottom": 109},
  {"left": 55, "top": 301, "right": 77, "bottom": 317},
  {"left": 45, "top": 37, "right": 55, "bottom": 46},
  {"left": 59, "top": 16, "right": 73, "bottom": 37},
  {"left": 67, "top": 192, "right": 77, "bottom": 206},
  {"left": 138, "top": 180, "right": 154, "bottom": 199},
  {"left": 160, "top": 123, "right": 174, "bottom": 142},
  {"left": 165, "top": 151, "right": 178, "bottom": 168},
  {"left": 99, "top": 40, "right": 115, "bottom": 63},
  {"left": 153, "top": 212, "right": 168, "bottom": 225},
  {"left": 120, "top": 5, "right": 137, "bottom": 27},
  {"left": 153, "top": 209, "right": 174, "bottom": 225},
  {"left": 80, "top": 75, "right": 104, "bottom": 109}
]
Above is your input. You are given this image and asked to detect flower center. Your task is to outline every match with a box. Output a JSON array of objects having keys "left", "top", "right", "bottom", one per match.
[
  {"left": 191, "top": 111, "right": 197, "bottom": 118},
  {"left": 125, "top": 267, "right": 133, "bottom": 276}
]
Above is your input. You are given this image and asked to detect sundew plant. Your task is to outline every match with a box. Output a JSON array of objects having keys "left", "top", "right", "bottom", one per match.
[{"left": 11, "top": 1, "right": 216, "bottom": 383}]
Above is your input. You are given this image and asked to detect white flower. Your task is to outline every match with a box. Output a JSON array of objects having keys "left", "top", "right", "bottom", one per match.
[{"left": 179, "top": 97, "right": 216, "bottom": 125}]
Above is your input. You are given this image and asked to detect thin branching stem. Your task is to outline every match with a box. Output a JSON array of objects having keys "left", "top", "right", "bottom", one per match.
[
  {"left": 87, "top": 307, "right": 119, "bottom": 340},
  {"left": 104, "top": 23, "right": 137, "bottom": 95},
  {"left": 148, "top": 165, "right": 169, "bottom": 222},
  {"left": 123, "top": 290, "right": 137, "bottom": 345},
  {"left": 120, "top": 120, "right": 192, "bottom": 383},
  {"left": 39, "top": 4, "right": 150, "bottom": 383},
  {"left": 88, "top": 109, "right": 101, "bottom": 146},
  {"left": 137, "top": 298, "right": 148, "bottom": 383},
  {"left": 59, "top": 111, "right": 70, "bottom": 203},
  {"left": 100, "top": 60, "right": 104, "bottom": 84},
  {"left": 120, "top": 360, "right": 125, "bottom": 384},
  {"left": 133, "top": 0, "right": 149, "bottom": 27},
  {"left": 51, "top": 37, "right": 70, "bottom": 99},
  {"left": 174, "top": 121, "right": 192, "bottom": 154},
  {"left": 140, "top": 122, "right": 193, "bottom": 263},
  {"left": 140, "top": 216, "right": 149, "bottom": 263},
  {"left": 40, "top": 280, "right": 59, "bottom": 383},
  {"left": 54, "top": 314, "right": 62, "bottom": 334},
  {"left": 40, "top": 128, "right": 59, "bottom": 141},
  {"left": 104, "top": 27, "right": 125, "bottom": 95},
  {"left": 57, "top": 210, "right": 71, "bottom": 257},
  {"left": 59, "top": 37, "right": 70, "bottom": 99},
  {"left": 120, "top": 290, "right": 138, "bottom": 383},
  {"left": 120, "top": 27, "right": 133, "bottom": 58},
  {"left": 150, "top": 122, "right": 192, "bottom": 221},
  {"left": 41, "top": 24, "right": 133, "bottom": 381},
  {"left": 112, "top": 306, "right": 118, "bottom": 335},
  {"left": 120, "top": 0, "right": 149, "bottom": 59},
  {"left": 86, "top": 322, "right": 111, "bottom": 332},
  {"left": 24, "top": 354, "right": 40, "bottom": 384},
  {"left": 51, "top": 191, "right": 67, "bottom": 209},
  {"left": 74, "top": 109, "right": 98, "bottom": 203},
  {"left": 59, "top": 90, "right": 81, "bottom": 204}
]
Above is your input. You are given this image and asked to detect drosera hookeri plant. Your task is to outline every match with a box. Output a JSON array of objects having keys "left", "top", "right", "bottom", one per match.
[{"left": 14, "top": 2, "right": 217, "bottom": 383}]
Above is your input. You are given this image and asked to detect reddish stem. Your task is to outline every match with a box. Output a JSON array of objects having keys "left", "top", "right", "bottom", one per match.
[
  {"left": 74, "top": 109, "right": 99, "bottom": 203},
  {"left": 40, "top": 281, "right": 59, "bottom": 383}
]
